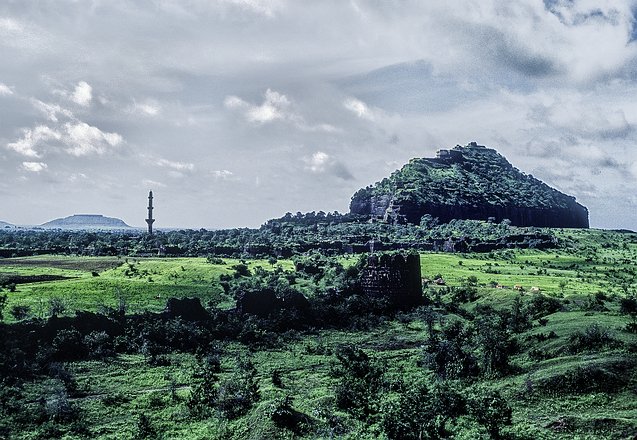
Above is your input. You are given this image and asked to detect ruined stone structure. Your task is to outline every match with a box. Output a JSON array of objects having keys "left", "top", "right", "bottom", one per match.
[
  {"left": 360, "top": 253, "right": 423, "bottom": 308},
  {"left": 237, "top": 289, "right": 310, "bottom": 318}
]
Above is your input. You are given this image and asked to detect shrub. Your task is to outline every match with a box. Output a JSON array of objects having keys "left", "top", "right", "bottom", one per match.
[
  {"left": 381, "top": 381, "right": 466, "bottom": 440},
  {"left": 620, "top": 297, "right": 637, "bottom": 316},
  {"left": 215, "top": 357, "right": 260, "bottom": 419},
  {"left": 331, "top": 345, "right": 385, "bottom": 419},
  {"left": 527, "top": 294, "right": 562, "bottom": 319},
  {"left": 9, "top": 305, "right": 31, "bottom": 321},
  {"left": 51, "top": 329, "right": 86, "bottom": 361},
  {"left": 269, "top": 395, "right": 312, "bottom": 434},
  {"left": 568, "top": 324, "right": 617, "bottom": 352},
  {"left": 536, "top": 361, "right": 629, "bottom": 394},
  {"left": 48, "top": 297, "right": 67, "bottom": 317},
  {"left": 467, "top": 388, "right": 512, "bottom": 440},
  {"left": 83, "top": 331, "right": 114, "bottom": 360},
  {"left": 133, "top": 414, "right": 157, "bottom": 439}
]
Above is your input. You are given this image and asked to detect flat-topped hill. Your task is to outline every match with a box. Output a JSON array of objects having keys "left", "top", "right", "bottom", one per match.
[
  {"left": 350, "top": 142, "right": 589, "bottom": 228},
  {"left": 41, "top": 214, "right": 131, "bottom": 230}
]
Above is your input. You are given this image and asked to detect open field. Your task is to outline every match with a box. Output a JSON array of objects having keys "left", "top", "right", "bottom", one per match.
[
  {"left": 0, "top": 228, "right": 636, "bottom": 439},
  {"left": 1, "top": 257, "right": 295, "bottom": 320}
]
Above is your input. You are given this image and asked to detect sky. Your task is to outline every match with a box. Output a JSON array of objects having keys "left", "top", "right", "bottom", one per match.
[{"left": 2, "top": 0, "right": 637, "bottom": 230}]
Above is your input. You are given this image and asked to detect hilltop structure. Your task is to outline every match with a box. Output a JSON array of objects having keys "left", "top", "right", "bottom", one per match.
[
  {"left": 146, "top": 191, "right": 155, "bottom": 235},
  {"left": 350, "top": 142, "right": 589, "bottom": 228}
]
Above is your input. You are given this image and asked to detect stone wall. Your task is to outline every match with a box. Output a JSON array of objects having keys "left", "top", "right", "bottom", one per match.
[{"left": 360, "top": 253, "right": 423, "bottom": 308}]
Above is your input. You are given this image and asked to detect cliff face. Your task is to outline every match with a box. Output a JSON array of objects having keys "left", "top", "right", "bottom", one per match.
[{"left": 350, "top": 143, "right": 589, "bottom": 228}]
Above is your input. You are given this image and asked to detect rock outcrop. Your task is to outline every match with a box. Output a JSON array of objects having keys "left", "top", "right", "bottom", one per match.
[{"left": 350, "top": 143, "right": 589, "bottom": 228}]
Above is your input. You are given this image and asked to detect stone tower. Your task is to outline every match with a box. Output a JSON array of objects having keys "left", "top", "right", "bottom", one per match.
[
  {"left": 146, "top": 191, "right": 155, "bottom": 235},
  {"left": 360, "top": 253, "right": 423, "bottom": 308}
]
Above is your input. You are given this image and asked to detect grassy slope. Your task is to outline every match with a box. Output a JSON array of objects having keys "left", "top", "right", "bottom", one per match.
[
  {"left": 2, "top": 228, "right": 636, "bottom": 439},
  {"left": 2, "top": 257, "right": 294, "bottom": 320}
]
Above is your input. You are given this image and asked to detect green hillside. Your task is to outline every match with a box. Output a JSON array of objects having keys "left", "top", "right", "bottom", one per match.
[{"left": 350, "top": 143, "right": 589, "bottom": 228}]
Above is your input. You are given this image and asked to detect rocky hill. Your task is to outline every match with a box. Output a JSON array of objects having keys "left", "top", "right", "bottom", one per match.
[
  {"left": 41, "top": 214, "right": 131, "bottom": 230},
  {"left": 350, "top": 142, "right": 589, "bottom": 228}
]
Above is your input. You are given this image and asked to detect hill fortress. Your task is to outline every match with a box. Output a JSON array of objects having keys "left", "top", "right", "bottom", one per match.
[{"left": 350, "top": 142, "right": 589, "bottom": 228}]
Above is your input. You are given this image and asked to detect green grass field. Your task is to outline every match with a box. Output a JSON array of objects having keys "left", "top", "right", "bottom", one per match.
[{"left": 1, "top": 228, "right": 636, "bottom": 439}]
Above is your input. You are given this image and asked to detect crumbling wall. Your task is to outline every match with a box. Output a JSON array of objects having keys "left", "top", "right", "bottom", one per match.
[{"left": 360, "top": 253, "right": 423, "bottom": 308}]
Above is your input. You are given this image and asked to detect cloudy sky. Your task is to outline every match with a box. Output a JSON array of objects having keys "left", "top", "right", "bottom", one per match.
[{"left": 2, "top": 0, "right": 637, "bottom": 229}]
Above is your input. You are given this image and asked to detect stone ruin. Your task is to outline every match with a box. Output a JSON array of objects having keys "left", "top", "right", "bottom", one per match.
[
  {"left": 237, "top": 289, "right": 310, "bottom": 318},
  {"left": 360, "top": 253, "right": 423, "bottom": 308}
]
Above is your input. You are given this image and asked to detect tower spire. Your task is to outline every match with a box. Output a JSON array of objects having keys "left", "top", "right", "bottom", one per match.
[{"left": 146, "top": 191, "right": 155, "bottom": 235}]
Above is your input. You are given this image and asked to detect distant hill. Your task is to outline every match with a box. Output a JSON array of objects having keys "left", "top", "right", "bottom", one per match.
[
  {"left": 350, "top": 142, "right": 589, "bottom": 228},
  {"left": 0, "top": 221, "right": 15, "bottom": 229},
  {"left": 41, "top": 214, "right": 131, "bottom": 230}
]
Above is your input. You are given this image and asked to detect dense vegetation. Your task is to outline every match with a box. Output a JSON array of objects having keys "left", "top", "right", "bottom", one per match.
[
  {"left": 0, "top": 228, "right": 635, "bottom": 439},
  {"left": 0, "top": 217, "right": 556, "bottom": 258}
]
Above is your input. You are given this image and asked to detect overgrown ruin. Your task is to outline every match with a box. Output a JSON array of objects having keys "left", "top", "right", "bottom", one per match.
[{"left": 360, "top": 253, "right": 423, "bottom": 308}]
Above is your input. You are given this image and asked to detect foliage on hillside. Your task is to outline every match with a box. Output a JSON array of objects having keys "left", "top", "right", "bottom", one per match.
[
  {"left": 0, "top": 229, "right": 636, "bottom": 439},
  {"left": 352, "top": 145, "right": 579, "bottom": 210},
  {"left": 0, "top": 218, "right": 555, "bottom": 258}
]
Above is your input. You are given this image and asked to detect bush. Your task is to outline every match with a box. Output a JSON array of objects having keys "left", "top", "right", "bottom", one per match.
[
  {"left": 467, "top": 388, "right": 512, "bottom": 440},
  {"left": 133, "top": 414, "right": 157, "bottom": 439},
  {"left": 536, "top": 361, "right": 629, "bottom": 394},
  {"left": 620, "top": 297, "right": 637, "bottom": 316},
  {"left": 269, "top": 395, "right": 312, "bottom": 434},
  {"left": 83, "top": 331, "right": 114, "bottom": 360},
  {"left": 527, "top": 294, "right": 562, "bottom": 319},
  {"left": 214, "top": 357, "right": 259, "bottom": 419},
  {"left": 381, "top": 381, "right": 466, "bottom": 440},
  {"left": 568, "top": 324, "right": 617, "bottom": 352},
  {"left": 51, "top": 330, "right": 86, "bottom": 361},
  {"left": 9, "top": 305, "right": 31, "bottom": 321},
  {"left": 332, "top": 345, "right": 385, "bottom": 419}
]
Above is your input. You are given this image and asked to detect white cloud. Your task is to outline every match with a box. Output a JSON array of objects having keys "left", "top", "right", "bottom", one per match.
[
  {"left": 7, "top": 125, "right": 61, "bottom": 157},
  {"left": 305, "top": 151, "right": 330, "bottom": 173},
  {"left": 156, "top": 158, "right": 195, "bottom": 171},
  {"left": 218, "top": 0, "right": 282, "bottom": 17},
  {"left": 343, "top": 97, "right": 375, "bottom": 121},
  {"left": 130, "top": 99, "right": 161, "bottom": 116},
  {"left": 304, "top": 151, "right": 354, "bottom": 180},
  {"left": 224, "top": 89, "right": 337, "bottom": 131},
  {"left": 71, "top": 81, "right": 92, "bottom": 106},
  {"left": 212, "top": 169, "right": 235, "bottom": 180},
  {"left": 0, "top": 83, "right": 13, "bottom": 96},
  {"left": 64, "top": 122, "right": 123, "bottom": 156},
  {"left": 225, "top": 88, "right": 291, "bottom": 124},
  {"left": 21, "top": 161, "right": 47, "bottom": 172},
  {"left": 31, "top": 99, "right": 73, "bottom": 122},
  {"left": 142, "top": 179, "right": 167, "bottom": 188}
]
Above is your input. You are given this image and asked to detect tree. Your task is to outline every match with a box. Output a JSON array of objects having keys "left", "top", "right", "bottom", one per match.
[{"left": 467, "top": 388, "right": 512, "bottom": 439}]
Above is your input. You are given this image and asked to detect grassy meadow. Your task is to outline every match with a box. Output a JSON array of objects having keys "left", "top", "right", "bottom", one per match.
[{"left": 0, "top": 228, "right": 636, "bottom": 439}]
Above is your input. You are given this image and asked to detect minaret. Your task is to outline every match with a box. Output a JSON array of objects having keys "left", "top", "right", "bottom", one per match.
[{"left": 146, "top": 191, "right": 155, "bottom": 235}]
